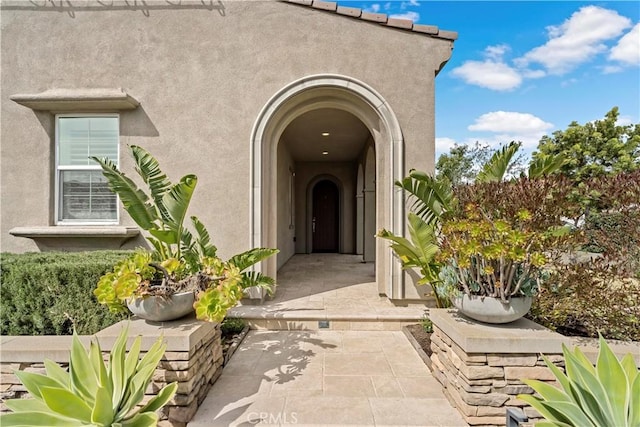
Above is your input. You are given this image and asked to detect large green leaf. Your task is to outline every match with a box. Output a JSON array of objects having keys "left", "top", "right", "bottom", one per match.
[
  {"left": 522, "top": 379, "right": 572, "bottom": 403},
  {"left": 477, "top": 141, "right": 520, "bottom": 183},
  {"left": 43, "top": 359, "right": 69, "bottom": 389},
  {"left": 40, "top": 386, "right": 93, "bottom": 423},
  {"left": 139, "top": 382, "right": 178, "bottom": 414},
  {"left": 2, "top": 398, "right": 50, "bottom": 413},
  {"left": 0, "top": 411, "right": 84, "bottom": 426},
  {"left": 240, "top": 271, "right": 275, "bottom": 293},
  {"left": 109, "top": 324, "right": 129, "bottom": 409},
  {"left": 229, "top": 248, "right": 279, "bottom": 272},
  {"left": 192, "top": 215, "right": 217, "bottom": 257},
  {"left": 69, "top": 332, "right": 98, "bottom": 402},
  {"left": 121, "top": 412, "right": 158, "bottom": 427},
  {"left": 162, "top": 175, "right": 197, "bottom": 231},
  {"left": 407, "top": 213, "right": 439, "bottom": 263},
  {"left": 630, "top": 374, "right": 640, "bottom": 427},
  {"left": 92, "top": 385, "right": 115, "bottom": 426},
  {"left": 595, "top": 335, "right": 629, "bottom": 427},
  {"left": 528, "top": 153, "right": 566, "bottom": 178},
  {"left": 91, "top": 156, "right": 158, "bottom": 230},
  {"left": 131, "top": 145, "right": 172, "bottom": 222},
  {"left": 396, "top": 170, "right": 454, "bottom": 226},
  {"left": 13, "top": 371, "right": 63, "bottom": 400}
]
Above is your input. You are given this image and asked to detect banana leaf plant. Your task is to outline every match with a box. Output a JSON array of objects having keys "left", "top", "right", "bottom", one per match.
[
  {"left": 518, "top": 335, "right": 639, "bottom": 427},
  {"left": 92, "top": 145, "right": 278, "bottom": 322},
  {"left": 0, "top": 323, "right": 177, "bottom": 427}
]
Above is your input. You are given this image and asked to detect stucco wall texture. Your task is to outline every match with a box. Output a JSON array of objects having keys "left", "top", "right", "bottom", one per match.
[{"left": 0, "top": 0, "right": 454, "bottom": 260}]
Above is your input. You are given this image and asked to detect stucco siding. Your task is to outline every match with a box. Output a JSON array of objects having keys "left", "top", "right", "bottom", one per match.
[{"left": 1, "top": 0, "right": 453, "bottom": 258}]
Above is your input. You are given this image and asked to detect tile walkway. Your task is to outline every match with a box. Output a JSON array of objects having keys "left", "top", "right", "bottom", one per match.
[
  {"left": 228, "top": 254, "right": 429, "bottom": 330},
  {"left": 189, "top": 254, "right": 467, "bottom": 426},
  {"left": 189, "top": 329, "right": 467, "bottom": 426}
]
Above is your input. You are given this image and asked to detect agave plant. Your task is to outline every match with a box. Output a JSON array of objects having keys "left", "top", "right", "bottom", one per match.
[
  {"left": 0, "top": 324, "right": 177, "bottom": 427},
  {"left": 518, "top": 335, "right": 639, "bottom": 427}
]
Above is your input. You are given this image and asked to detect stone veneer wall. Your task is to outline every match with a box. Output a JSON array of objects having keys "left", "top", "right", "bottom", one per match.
[
  {"left": 0, "top": 316, "right": 223, "bottom": 427},
  {"left": 429, "top": 309, "right": 568, "bottom": 427}
]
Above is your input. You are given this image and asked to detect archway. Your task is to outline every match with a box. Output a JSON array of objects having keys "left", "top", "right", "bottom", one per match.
[{"left": 251, "top": 74, "right": 405, "bottom": 299}]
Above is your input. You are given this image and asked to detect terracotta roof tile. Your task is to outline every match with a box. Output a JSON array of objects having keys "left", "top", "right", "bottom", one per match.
[
  {"left": 281, "top": 0, "right": 458, "bottom": 41},
  {"left": 336, "top": 5, "right": 361, "bottom": 18},
  {"left": 386, "top": 17, "right": 413, "bottom": 30},
  {"left": 311, "top": 0, "right": 337, "bottom": 12}
]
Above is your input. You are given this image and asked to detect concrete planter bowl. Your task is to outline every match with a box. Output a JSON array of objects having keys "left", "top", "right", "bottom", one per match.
[
  {"left": 127, "top": 291, "right": 196, "bottom": 322},
  {"left": 452, "top": 294, "right": 533, "bottom": 324}
]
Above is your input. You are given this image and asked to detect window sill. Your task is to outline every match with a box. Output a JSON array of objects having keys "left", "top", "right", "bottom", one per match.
[
  {"left": 10, "top": 88, "right": 139, "bottom": 112},
  {"left": 9, "top": 226, "right": 140, "bottom": 241}
]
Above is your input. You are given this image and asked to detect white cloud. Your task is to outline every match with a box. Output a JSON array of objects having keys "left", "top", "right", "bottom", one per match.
[
  {"left": 609, "top": 23, "right": 640, "bottom": 65},
  {"left": 451, "top": 60, "right": 522, "bottom": 91},
  {"left": 468, "top": 111, "right": 554, "bottom": 149},
  {"left": 401, "top": 0, "right": 420, "bottom": 7},
  {"left": 602, "top": 65, "right": 624, "bottom": 74},
  {"left": 365, "top": 4, "right": 381, "bottom": 13},
  {"left": 389, "top": 11, "right": 419, "bottom": 22},
  {"left": 518, "top": 6, "right": 631, "bottom": 74},
  {"left": 616, "top": 115, "right": 634, "bottom": 126},
  {"left": 436, "top": 137, "right": 457, "bottom": 153}
]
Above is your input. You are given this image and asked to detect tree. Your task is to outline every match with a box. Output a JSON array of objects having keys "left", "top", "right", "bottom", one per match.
[{"left": 532, "top": 107, "right": 640, "bottom": 182}]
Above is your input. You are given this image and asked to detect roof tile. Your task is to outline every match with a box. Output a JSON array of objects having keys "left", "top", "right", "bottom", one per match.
[
  {"left": 386, "top": 18, "right": 413, "bottom": 30},
  {"left": 336, "top": 5, "right": 361, "bottom": 18},
  {"left": 280, "top": 0, "right": 458, "bottom": 41},
  {"left": 437, "top": 29, "right": 458, "bottom": 40},
  {"left": 311, "top": 0, "right": 337, "bottom": 12},
  {"left": 412, "top": 24, "right": 439, "bottom": 35},
  {"left": 361, "top": 12, "right": 387, "bottom": 23}
]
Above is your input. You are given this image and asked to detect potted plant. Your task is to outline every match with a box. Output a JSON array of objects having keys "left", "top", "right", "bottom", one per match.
[
  {"left": 438, "top": 201, "right": 567, "bottom": 323},
  {"left": 92, "top": 145, "right": 278, "bottom": 322}
]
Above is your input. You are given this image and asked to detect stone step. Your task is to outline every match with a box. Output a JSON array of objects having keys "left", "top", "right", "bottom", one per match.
[{"left": 244, "top": 318, "right": 418, "bottom": 331}]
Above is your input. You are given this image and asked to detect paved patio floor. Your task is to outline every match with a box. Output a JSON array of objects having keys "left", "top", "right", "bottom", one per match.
[
  {"left": 189, "top": 329, "right": 467, "bottom": 426},
  {"left": 228, "top": 254, "right": 429, "bottom": 330}
]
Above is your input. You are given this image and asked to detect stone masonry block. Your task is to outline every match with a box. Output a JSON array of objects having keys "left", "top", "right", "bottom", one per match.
[
  {"left": 504, "top": 366, "right": 556, "bottom": 381},
  {"left": 446, "top": 386, "right": 477, "bottom": 417},
  {"left": 465, "top": 415, "right": 507, "bottom": 426},
  {"left": 476, "top": 405, "right": 509, "bottom": 417},
  {"left": 163, "top": 352, "right": 190, "bottom": 361},
  {"left": 493, "top": 384, "right": 534, "bottom": 395},
  {"left": 460, "top": 364, "right": 504, "bottom": 381},
  {"left": 450, "top": 341, "right": 487, "bottom": 364},
  {"left": 487, "top": 354, "right": 538, "bottom": 367},
  {"left": 458, "top": 388, "right": 510, "bottom": 407},
  {"left": 168, "top": 399, "right": 198, "bottom": 423},
  {"left": 153, "top": 368, "right": 195, "bottom": 383}
]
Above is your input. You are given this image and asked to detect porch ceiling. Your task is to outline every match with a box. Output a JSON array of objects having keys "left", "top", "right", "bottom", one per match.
[{"left": 280, "top": 108, "right": 370, "bottom": 162}]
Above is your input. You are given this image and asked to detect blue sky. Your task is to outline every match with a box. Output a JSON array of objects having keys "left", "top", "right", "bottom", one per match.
[{"left": 336, "top": 1, "right": 640, "bottom": 158}]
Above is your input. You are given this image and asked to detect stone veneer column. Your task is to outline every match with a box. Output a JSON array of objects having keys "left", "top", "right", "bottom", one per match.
[
  {"left": 0, "top": 316, "right": 223, "bottom": 427},
  {"left": 429, "top": 309, "right": 568, "bottom": 426}
]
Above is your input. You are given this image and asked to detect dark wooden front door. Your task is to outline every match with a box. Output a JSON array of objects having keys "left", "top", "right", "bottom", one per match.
[{"left": 312, "top": 180, "right": 339, "bottom": 253}]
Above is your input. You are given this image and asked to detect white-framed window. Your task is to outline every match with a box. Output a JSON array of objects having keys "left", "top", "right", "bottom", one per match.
[{"left": 55, "top": 114, "right": 119, "bottom": 225}]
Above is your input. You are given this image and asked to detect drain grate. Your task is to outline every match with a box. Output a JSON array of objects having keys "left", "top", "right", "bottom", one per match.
[{"left": 318, "top": 320, "right": 330, "bottom": 329}]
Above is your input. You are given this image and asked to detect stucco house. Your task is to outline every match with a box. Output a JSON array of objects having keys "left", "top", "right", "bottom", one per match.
[{"left": 0, "top": 0, "right": 456, "bottom": 301}]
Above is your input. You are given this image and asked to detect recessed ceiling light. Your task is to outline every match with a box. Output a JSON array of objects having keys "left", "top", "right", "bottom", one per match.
[
  {"left": 322, "top": 151, "right": 329, "bottom": 155},
  {"left": 321, "top": 132, "right": 330, "bottom": 136}
]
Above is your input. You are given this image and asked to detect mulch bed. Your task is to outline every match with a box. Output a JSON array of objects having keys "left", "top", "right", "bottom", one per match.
[{"left": 221, "top": 325, "right": 250, "bottom": 366}]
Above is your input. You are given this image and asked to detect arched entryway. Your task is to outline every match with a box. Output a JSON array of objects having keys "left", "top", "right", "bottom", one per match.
[
  {"left": 311, "top": 180, "right": 339, "bottom": 253},
  {"left": 251, "top": 74, "right": 405, "bottom": 300}
]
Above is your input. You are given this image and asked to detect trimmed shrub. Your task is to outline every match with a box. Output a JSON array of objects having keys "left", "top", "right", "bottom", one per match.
[{"left": 1, "top": 251, "right": 132, "bottom": 336}]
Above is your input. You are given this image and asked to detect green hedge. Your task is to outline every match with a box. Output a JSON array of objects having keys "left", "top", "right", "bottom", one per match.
[{"left": 1, "top": 251, "right": 132, "bottom": 336}]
